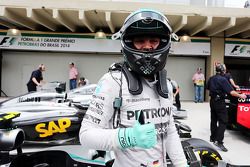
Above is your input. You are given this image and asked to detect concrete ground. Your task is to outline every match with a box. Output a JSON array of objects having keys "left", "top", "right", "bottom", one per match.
[{"left": 181, "top": 102, "right": 250, "bottom": 166}]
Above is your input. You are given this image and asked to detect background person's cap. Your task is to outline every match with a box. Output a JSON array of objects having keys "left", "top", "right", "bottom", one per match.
[{"left": 69, "top": 62, "right": 74, "bottom": 65}]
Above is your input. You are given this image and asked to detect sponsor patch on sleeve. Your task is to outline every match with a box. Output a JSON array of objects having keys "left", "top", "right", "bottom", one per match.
[{"left": 84, "top": 114, "right": 101, "bottom": 124}]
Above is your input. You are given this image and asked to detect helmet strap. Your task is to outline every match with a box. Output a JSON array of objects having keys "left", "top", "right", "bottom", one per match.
[
  {"left": 122, "top": 64, "right": 143, "bottom": 95},
  {"left": 156, "top": 69, "right": 169, "bottom": 98},
  {"left": 109, "top": 62, "right": 142, "bottom": 95}
]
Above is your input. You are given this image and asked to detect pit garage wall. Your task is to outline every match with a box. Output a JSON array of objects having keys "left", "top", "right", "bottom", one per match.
[
  {"left": 0, "top": 35, "right": 209, "bottom": 99},
  {"left": 166, "top": 56, "right": 205, "bottom": 101},
  {"left": 2, "top": 51, "right": 205, "bottom": 100},
  {"left": 1, "top": 51, "right": 123, "bottom": 96}
]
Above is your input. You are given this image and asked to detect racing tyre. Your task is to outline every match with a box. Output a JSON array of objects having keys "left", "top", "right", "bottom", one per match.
[{"left": 183, "top": 138, "right": 222, "bottom": 167}]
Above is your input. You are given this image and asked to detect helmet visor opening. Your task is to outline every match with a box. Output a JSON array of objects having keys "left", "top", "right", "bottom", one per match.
[{"left": 124, "top": 34, "right": 170, "bottom": 53}]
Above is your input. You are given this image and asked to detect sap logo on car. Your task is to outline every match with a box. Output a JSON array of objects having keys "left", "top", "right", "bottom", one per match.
[{"left": 35, "top": 118, "right": 71, "bottom": 138}]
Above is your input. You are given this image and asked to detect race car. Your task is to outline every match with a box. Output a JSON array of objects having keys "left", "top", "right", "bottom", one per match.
[
  {"left": 0, "top": 83, "right": 96, "bottom": 108},
  {"left": 0, "top": 83, "right": 92, "bottom": 144},
  {"left": 226, "top": 87, "right": 250, "bottom": 135}
]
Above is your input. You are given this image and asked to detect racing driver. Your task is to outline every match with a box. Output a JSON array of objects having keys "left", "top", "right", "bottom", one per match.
[{"left": 79, "top": 9, "right": 187, "bottom": 167}]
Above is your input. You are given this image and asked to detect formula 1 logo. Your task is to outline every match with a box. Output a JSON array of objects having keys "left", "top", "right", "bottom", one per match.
[
  {"left": 0, "top": 37, "right": 17, "bottom": 47},
  {"left": 230, "top": 45, "right": 247, "bottom": 55}
]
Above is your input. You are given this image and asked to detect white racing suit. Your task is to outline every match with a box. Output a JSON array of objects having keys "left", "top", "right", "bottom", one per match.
[{"left": 79, "top": 71, "right": 187, "bottom": 167}]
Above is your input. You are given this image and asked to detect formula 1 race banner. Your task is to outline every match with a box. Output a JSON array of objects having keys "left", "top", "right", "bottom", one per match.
[
  {"left": 0, "top": 35, "right": 120, "bottom": 53},
  {"left": 169, "top": 42, "right": 210, "bottom": 56},
  {"left": 0, "top": 35, "right": 210, "bottom": 56}
]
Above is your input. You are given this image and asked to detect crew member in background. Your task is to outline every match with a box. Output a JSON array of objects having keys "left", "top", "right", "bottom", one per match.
[
  {"left": 69, "top": 62, "right": 78, "bottom": 90},
  {"left": 168, "top": 78, "right": 184, "bottom": 111},
  {"left": 78, "top": 77, "right": 90, "bottom": 87},
  {"left": 192, "top": 67, "right": 205, "bottom": 103},
  {"left": 223, "top": 64, "right": 240, "bottom": 129},
  {"left": 79, "top": 9, "right": 187, "bottom": 167},
  {"left": 244, "top": 0, "right": 250, "bottom": 8},
  {"left": 224, "top": 64, "right": 239, "bottom": 90},
  {"left": 207, "top": 63, "right": 246, "bottom": 152},
  {"left": 26, "top": 64, "right": 46, "bottom": 92}
]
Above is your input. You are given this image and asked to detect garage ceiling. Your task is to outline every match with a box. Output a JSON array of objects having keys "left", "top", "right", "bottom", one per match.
[{"left": 1, "top": 0, "right": 250, "bottom": 39}]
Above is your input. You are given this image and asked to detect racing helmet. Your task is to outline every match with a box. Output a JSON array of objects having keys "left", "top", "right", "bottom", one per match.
[
  {"left": 215, "top": 63, "right": 226, "bottom": 74},
  {"left": 112, "top": 9, "right": 172, "bottom": 76}
]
